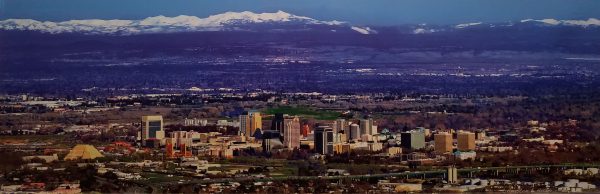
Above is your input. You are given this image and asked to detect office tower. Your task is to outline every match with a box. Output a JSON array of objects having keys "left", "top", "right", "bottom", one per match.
[
  {"left": 314, "top": 125, "right": 334, "bottom": 155},
  {"left": 239, "top": 111, "right": 262, "bottom": 138},
  {"left": 360, "top": 118, "right": 374, "bottom": 135},
  {"left": 415, "top": 127, "right": 431, "bottom": 137},
  {"left": 271, "top": 113, "right": 285, "bottom": 132},
  {"left": 457, "top": 131, "right": 476, "bottom": 151},
  {"left": 283, "top": 117, "right": 301, "bottom": 149},
  {"left": 349, "top": 124, "right": 360, "bottom": 141},
  {"left": 261, "top": 130, "right": 282, "bottom": 153},
  {"left": 434, "top": 132, "right": 453, "bottom": 153},
  {"left": 334, "top": 119, "right": 347, "bottom": 134},
  {"left": 239, "top": 114, "right": 249, "bottom": 136},
  {"left": 141, "top": 115, "right": 165, "bottom": 146},
  {"left": 400, "top": 130, "right": 425, "bottom": 150}
]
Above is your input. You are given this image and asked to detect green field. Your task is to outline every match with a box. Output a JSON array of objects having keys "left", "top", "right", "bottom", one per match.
[{"left": 263, "top": 106, "right": 341, "bottom": 120}]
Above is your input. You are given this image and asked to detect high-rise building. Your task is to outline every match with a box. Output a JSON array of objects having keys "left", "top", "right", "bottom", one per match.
[
  {"left": 314, "top": 125, "right": 334, "bottom": 155},
  {"left": 239, "top": 114, "right": 249, "bottom": 136},
  {"left": 271, "top": 113, "right": 285, "bottom": 133},
  {"left": 360, "top": 118, "right": 375, "bottom": 135},
  {"left": 334, "top": 119, "right": 347, "bottom": 134},
  {"left": 261, "top": 130, "right": 282, "bottom": 153},
  {"left": 400, "top": 130, "right": 425, "bottom": 150},
  {"left": 239, "top": 111, "right": 262, "bottom": 138},
  {"left": 434, "top": 132, "right": 453, "bottom": 153},
  {"left": 457, "top": 131, "right": 476, "bottom": 151},
  {"left": 349, "top": 123, "right": 360, "bottom": 141},
  {"left": 141, "top": 115, "right": 165, "bottom": 146},
  {"left": 283, "top": 117, "right": 301, "bottom": 149}
]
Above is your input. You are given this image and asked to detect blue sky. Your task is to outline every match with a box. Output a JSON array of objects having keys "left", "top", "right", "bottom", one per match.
[{"left": 1, "top": 0, "right": 599, "bottom": 25}]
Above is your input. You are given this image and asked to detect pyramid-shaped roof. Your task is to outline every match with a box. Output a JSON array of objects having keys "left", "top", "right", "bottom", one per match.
[{"left": 64, "top": 144, "right": 104, "bottom": 160}]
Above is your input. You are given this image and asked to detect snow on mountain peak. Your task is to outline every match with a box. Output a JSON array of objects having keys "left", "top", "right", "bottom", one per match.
[
  {"left": 351, "top": 26, "right": 377, "bottom": 34},
  {"left": 0, "top": 11, "right": 348, "bottom": 35},
  {"left": 520, "top": 18, "right": 600, "bottom": 27},
  {"left": 455, "top": 22, "right": 482, "bottom": 29}
]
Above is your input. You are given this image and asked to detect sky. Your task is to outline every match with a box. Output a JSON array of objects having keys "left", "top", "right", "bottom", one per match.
[{"left": 1, "top": 0, "right": 599, "bottom": 25}]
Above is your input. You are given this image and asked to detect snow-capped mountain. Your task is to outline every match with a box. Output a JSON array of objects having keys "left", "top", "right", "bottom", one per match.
[
  {"left": 1, "top": 11, "right": 599, "bottom": 36},
  {"left": 350, "top": 26, "right": 377, "bottom": 34},
  {"left": 403, "top": 18, "right": 600, "bottom": 34},
  {"left": 455, "top": 22, "right": 482, "bottom": 29},
  {"left": 0, "top": 11, "right": 349, "bottom": 35},
  {"left": 520, "top": 18, "right": 600, "bottom": 27}
]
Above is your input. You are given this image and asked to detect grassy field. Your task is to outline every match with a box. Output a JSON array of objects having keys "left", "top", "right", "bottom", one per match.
[
  {"left": 263, "top": 106, "right": 341, "bottom": 120},
  {"left": 0, "top": 135, "right": 72, "bottom": 147}
]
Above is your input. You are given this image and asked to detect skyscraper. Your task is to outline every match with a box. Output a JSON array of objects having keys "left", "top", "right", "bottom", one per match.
[
  {"left": 141, "top": 115, "right": 165, "bottom": 146},
  {"left": 239, "top": 111, "right": 262, "bottom": 138},
  {"left": 261, "top": 130, "right": 282, "bottom": 153},
  {"left": 314, "top": 125, "right": 334, "bottom": 155},
  {"left": 239, "top": 114, "right": 248, "bottom": 136},
  {"left": 349, "top": 123, "right": 360, "bottom": 141},
  {"left": 360, "top": 118, "right": 374, "bottom": 135},
  {"left": 271, "top": 113, "right": 285, "bottom": 133},
  {"left": 283, "top": 117, "right": 301, "bottom": 149},
  {"left": 457, "top": 131, "right": 476, "bottom": 151},
  {"left": 434, "top": 132, "right": 453, "bottom": 153},
  {"left": 400, "top": 130, "right": 425, "bottom": 150},
  {"left": 334, "top": 119, "right": 347, "bottom": 134}
]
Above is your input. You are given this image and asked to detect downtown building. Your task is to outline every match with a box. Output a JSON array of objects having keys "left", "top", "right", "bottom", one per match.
[
  {"left": 314, "top": 125, "right": 334, "bottom": 155},
  {"left": 140, "top": 115, "right": 165, "bottom": 147},
  {"left": 434, "top": 132, "right": 453, "bottom": 153},
  {"left": 360, "top": 118, "right": 375, "bottom": 135},
  {"left": 239, "top": 111, "right": 262, "bottom": 138},
  {"left": 457, "top": 131, "right": 476, "bottom": 151},
  {"left": 283, "top": 116, "right": 301, "bottom": 149},
  {"left": 400, "top": 130, "right": 425, "bottom": 150}
]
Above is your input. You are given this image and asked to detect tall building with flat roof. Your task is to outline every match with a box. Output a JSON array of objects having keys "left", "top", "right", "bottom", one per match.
[
  {"left": 314, "top": 125, "right": 334, "bottom": 155},
  {"left": 141, "top": 115, "right": 165, "bottom": 146},
  {"left": 334, "top": 119, "right": 347, "bottom": 134},
  {"left": 261, "top": 130, "right": 282, "bottom": 153},
  {"left": 349, "top": 123, "right": 360, "bottom": 141},
  {"left": 401, "top": 130, "right": 425, "bottom": 150},
  {"left": 283, "top": 117, "right": 301, "bottom": 149},
  {"left": 271, "top": 113, "right": 285, "bottom": 133},
  {"left": 360, "top": 118, "right": 374, "bottom": 135},
  {"left": 457, "top": 131, "right": 476, "bottom": 151},
  {"left": 434, "top": 132, "right": 453, "bottom": 153},
  {"left": 239, "top": 111, "right": 262, "bottom": 138}
]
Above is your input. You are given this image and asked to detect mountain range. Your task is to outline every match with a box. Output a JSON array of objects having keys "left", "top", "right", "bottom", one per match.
[{"left": 0, "top": 11, "right": 599, "bottom": 35}]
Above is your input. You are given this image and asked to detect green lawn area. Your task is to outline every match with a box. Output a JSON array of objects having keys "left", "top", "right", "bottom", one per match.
[
  {"left": 0, "top": 135, "right": 72, "bottom": 147},
  {"left": 270, "top": 166, "right": 298, "bottom": 177},
  {"left": 263, "top": 106, "right": 341, "bottom": 120}
]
